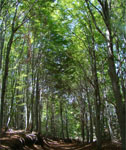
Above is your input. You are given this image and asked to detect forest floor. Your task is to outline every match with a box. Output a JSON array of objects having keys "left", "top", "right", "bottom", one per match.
[{"left": 0, "top": 129, "right": 121, "bottom": 150}]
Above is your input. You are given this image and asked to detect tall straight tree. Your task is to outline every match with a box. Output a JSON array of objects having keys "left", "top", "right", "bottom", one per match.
[{"left": 85, "top": 0, "right": 126, "bottom": 149}]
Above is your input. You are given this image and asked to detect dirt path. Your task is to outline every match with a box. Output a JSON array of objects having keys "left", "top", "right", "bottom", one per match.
[
  {"left": 0, "top": 130, "right": 121, "bottom": 150},
  {"left": 43, "top": 139, "right": 84, "bottom": 150}
]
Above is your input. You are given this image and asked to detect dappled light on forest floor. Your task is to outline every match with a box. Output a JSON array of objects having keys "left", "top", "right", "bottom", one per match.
[{"left": 0, "top": 130, "right": 121, "bottom": 150}]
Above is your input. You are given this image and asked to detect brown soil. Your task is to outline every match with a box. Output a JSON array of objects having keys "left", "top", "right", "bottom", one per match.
[{"left": 0, "top": 130, "right": 121, "bottom": 150}]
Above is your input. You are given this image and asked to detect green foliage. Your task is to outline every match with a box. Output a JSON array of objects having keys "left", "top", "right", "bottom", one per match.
[{"left": 0, "top": 0, "right": 125, "bottom": 142}]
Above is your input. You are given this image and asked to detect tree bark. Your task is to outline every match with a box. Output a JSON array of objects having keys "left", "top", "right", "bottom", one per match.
[
  {"left": 35, "top": 74, "right": 40, "bottom": 132},
  {"left": 0, "top": 31, "right": 15, "bottom": 133},
  {"left": 85, "top": 86, "right": 93, "bottom": 143},
  {"left": 81, "top": 111, "right": 85, "bottom": 144},
  {"left": 6, "top": 80, "right": 16, "bottom": 127},
  {"left": 26, "top": 64, "right": 30, "bottom": 130},
  {"left": 51, "top": 97, "right": 55, "bottom": 138},
  {"left": 45, "top": 99, "right": 49, "bottom": 136},
  {"left": 65, "top": 108, "right": 69, "bottom": 140},
  {"left": 88, "top": 29, "right": 102, "bottom": 150},
  {"left": 0, "top": 31, "right": 4, "bottom": 69},
  {"left": 60, "top": 100, "right": 64, "bottom": 139}
]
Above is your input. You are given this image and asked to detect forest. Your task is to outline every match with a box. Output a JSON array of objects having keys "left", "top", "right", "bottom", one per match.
[{"left": 0, "top": 0, "right": 126, "bottom": 150}]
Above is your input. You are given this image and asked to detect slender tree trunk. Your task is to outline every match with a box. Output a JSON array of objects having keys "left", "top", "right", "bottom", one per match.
[
  {"left": 0, "top": 31, "right": 4, "bottom": 69},
  {"left": 88, "top": 36, "right": 102, "bottom": 150},
  {"left": 45, "top": 99, "right": 49, "bottom": 136},
  {"left": 93, "top": 52, "right": 102, "bottom": 150},
  {"left": 65, "top": 108, "right": 69, "bottom": 140},
  {"left": 107, "top": 117, "right": 113, "bottom": 140},
  {"left": 60, "top": 100, "right": 64, "bottom": 139},
  {"left": 78, "top": 89, "right": 85, "bottom": 144},
  {"left": 85, "top": 112, "right": 89, "bottom": 143},
  {"left": 51, "top": 98, "right": 55, "bottom": 138},
  {"left": 86, "top": 87, "right": 93, "bottom": 143},
  {"left": 26, "top": 92, "right": 29, "bottom": 130},
  {"left": 31, "top": 44, "right": 35, "bottom": 132},
  {"left": 6, "top": 81, "right": 16, "bottom": 127},
  {"left": 38, "top": 105, "right": 41, "bottom": 133},
  {"left": 35, "top": 74, "right": 40, "bottom": 132},
  {"left": 81, "top": 112, "right": 85, "bottom": 144},
  {"left": 38, "top": 89, "right": 42, "bottom": 133},
  {"left": 31, "top": 82, "right": 34, "bottom": 132},
  {"left": 26, "top": 63, "right": 30, "bottom": 130}
]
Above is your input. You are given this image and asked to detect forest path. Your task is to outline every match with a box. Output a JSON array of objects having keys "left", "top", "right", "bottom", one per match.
[
  {"left": 38, "top": 138, "right": 121, "bottom": 150},
  {"left": 0, "top": 129, "right": 121, "bottom": 150},
  {"left": 43, "top": 139, "right": 85, "bottom": 150}
]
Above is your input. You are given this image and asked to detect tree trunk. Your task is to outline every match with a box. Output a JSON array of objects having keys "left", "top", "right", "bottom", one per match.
[
  {"left": 108, "top": 44, "right": 126, "bottom": 149},
  {"left": 25, "top": 63, "right": 30, "bottom": 130},
  {"left": 60, "top": 100, "right": 64, "bottom": 139},
  {"left": 65, "top": 108, "right": 69, "bottom": 140},
  {"left": 78, "top": 88, "right": 86, "bottom": 144},
  {"left": 6, "top": 81, "right": 16, "bottom": 127},
  {"left": 104, "top": 3, "right": 126, "bottom": 148},
  {"left": 81, "top": 112, "right": 85, "bottom": 144},
  {"left": 85, "top": 112, "right": 89, "bottom": 143},
  {"left": 35, "top": 74, "right": 40, "bottom": 132},
  {"left": 0, "top": 31, "right": 15, "bottom": 133},
  {"left": 38, "top": 89, "right": 42, "bottom": 133},
  {"left": 51, "top": 98, "right": 55, "bottom": 138},
  {"left": 86, "top": 87, "right": 93, "bottom": 143},
  {"left": 88, "top": 35, "right": 102, "bottom": 150},
  {"left": 45, "top": 99, "right": 49, "bottom": 136},
  {"left": 30, "top": 82, "right": 35, "bottom": 132},
  {"left": 30, "top": 45, "right": 35, "bottom": 132},
  {"left": 0, "top": 30, "right": 4, "bottom": 69}
]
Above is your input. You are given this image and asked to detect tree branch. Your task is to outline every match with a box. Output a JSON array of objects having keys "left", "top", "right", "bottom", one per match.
[
  {"left": 85, "top": 0, "right": 106, "bottom": 39},
  {"left": 88, "top": 0, "right": 103, "bottom": 18},
  {"left": 14, "top": 0, "right": 38, "bottom": 32}
]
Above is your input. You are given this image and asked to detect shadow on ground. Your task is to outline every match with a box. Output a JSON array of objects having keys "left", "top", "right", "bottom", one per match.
[{"left": 0, "top": 130, "right": 121, "bottom": 150}]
